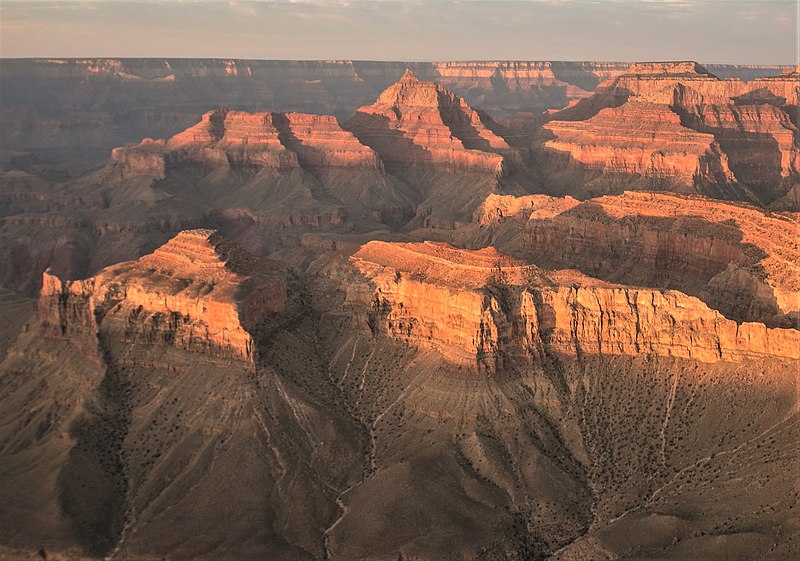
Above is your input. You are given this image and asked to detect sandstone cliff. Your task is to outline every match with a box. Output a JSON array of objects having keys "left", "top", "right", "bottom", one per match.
[
  {"left": 473, "top": 191, "right": 800, "bottom": 328},
  {"left": 538, "top": 62, "right": 800, "bottom": 203},
  {"left": 542, "top": 101, "right": 735, "bottom": 186},
  {"left": 112, "top": 110, "right": 300, "bottom": 177},
  {"left": 37, "top": 229, "right": 288, "bottom": 363},
  {"left": 351, "top": 240, "right": 800, "bottom": 370},
  {"left": 272, "top": 112, "right": 383, "bottom": 170}
]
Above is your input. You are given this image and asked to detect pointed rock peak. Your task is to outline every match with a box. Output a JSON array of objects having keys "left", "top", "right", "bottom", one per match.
[
  {"left": 400, "top": 68, "right": 420, "bottom": 82},
  {"left": 149, "top": 229, "right": 271, "bottom": 278},
  {"left": 141, "top": 228, "right": 267, "bottom": 279}
]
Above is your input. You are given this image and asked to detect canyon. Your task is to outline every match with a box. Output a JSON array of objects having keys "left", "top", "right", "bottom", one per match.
[{"left": 0, "top": 60, "right": 798, "bottom": 561}]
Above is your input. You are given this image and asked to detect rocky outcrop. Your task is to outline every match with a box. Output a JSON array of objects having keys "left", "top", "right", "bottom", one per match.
[
  {"left": 112, "top": 109, "right": 423, "bottom": 228},
  {"left": 679, "top": 102, "right": 798, "bottom": 177},
  {"left": 542, "top": 101, "right": 735, "bottom": 187},
  {"left": 474, "top": 191, "right": 800, "bottom": 328},
  {"left": 110, "top": 140, "right": 168, "bottom": 178},
  {"left": 110, "top": 109, "right": 392, "bottom": 180},
  {"left": 538, "top": 61, "right": 800, "bottom": 203},
  {"left": 600, "top": 62, "right": 799, "bottom": 105},
  {"left": 272, "top": 112, "right": 382, "bottom": 169},
  {"left": 351, "top": 241, "right": 800, "bottom": 370},
  {"left": 37, "top": 229, "right": 288, "bottom": 362},
  {"left": 112, "top": 110, "right": 299, "bottom": 177},
  {"left": 346, "top": 70, "right": 517, "bottom": 173},
  {"left": 474, "top": 193, "right": 579, "bottom": 224}
]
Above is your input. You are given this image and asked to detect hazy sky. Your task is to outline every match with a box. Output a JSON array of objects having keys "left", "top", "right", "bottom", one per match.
[{"left": 0, "top": 0, "right": 797, "bottom": 64}]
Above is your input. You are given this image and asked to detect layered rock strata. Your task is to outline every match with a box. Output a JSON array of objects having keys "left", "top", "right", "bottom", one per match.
[
  {"left": 111, "top": 109, "right": 383, "bottom": 179},
  {"left": 272, "top": 112, "right": 383, "bottom": 169},
  {"left": 543, "top": 101, "right": 734, "bottom": 185},
  {"left": 351, "top": 241, "right": 800, "bottom": 370},
  {"left": 475, "top": 191, "right": 800, "bottom": 327},
  {"left": 539, "top": 62, "right": 800, "bottom": 202},
  {"left": 346, "top": 70, "right": 518, "bottom": 173},
  {"left": 38, "top": 229, "right": 287, "bottom": 362}
]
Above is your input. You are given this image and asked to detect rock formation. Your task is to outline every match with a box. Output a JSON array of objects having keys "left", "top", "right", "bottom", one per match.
[
  {"left": 474, "top": 191, "right": 800, "bottom": 327},
  {"left": 38, "top": 229, "right": 288, "bottom": 363},
  {"left": 112, "top": 110, "right": 297, "bottom": 177},
  {"left": 346, "top": 69, "right": 517, "bottom": 173},
  {"left": 538, "top": 62, "right": 800, "bottom": 204},
  {"left": 351, "top": 241, "right": 800, "bottom": 370},
  {"left": 542, "top": 101, "right": 734, "bottom": 187},
  {"left": 2, "top": 60, "right": 800, "bottom": 561},
  {"left": 272, "top": 112, "right": 383, "bottom": 170}
]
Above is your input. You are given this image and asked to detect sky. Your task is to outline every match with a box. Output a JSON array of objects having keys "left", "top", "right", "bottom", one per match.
[{"left": 0, "top": 0, "right": 797, "bottom": 65}]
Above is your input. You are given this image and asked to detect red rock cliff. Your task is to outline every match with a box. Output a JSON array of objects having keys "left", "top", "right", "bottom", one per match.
[
  {"left": 37, "top": 229, "right": 288, "bottom": 362},
  {"left": 539, "top": 62, "right": 799, "bottom": 202},
  {"left": 476, "top": 191, "right": 800, "bottom": 328},
  {"left": 350, "top": 240, "right": 800, "bottom": 370}
]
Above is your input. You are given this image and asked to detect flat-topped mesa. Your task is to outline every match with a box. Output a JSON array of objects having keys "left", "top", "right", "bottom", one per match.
[
  {"left": 350, "top": 241, "right": 800, "bottom": 371},
  {"left": 542, "top": 101, "right": 735, "bottom": 185},
  {"left": 37, "top": 229, "right": 288, "bottom": 363},
  {"left": 747, "top": 70, "right": 800, "bottom": 107},
  {"left": 272, "top": 112, "right": 383, "bottom": 170},
  {"left": 539, "top": 61, "right": 799, "bottom": 201},
  {"left": 166, "top": 110, "right": 299, "bottom": 169},
  {"left": 110, "top": 110, "right": 297, "bottom": 177},
  {"left": 625, "top": 61, "right": 717, "bottom": 77},
  {"left": 598, "top": 61, "right": 736, "bottom": 104},
  {"left": 432, "top": 61, "right": 582, "bottom": 97},
  {"left": 345, "top": 69, "right": 517, "bottom": 173}
]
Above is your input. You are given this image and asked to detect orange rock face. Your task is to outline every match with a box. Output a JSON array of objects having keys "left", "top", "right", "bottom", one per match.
[
  {"left": 539, "top": 62, "right": 799, "bottom": 203},
  {"left": 477, "top": 191, "right": 800, "bottom": 328},
  {"left": 351, "top": 240, "right": 800, "bottom": 370},
  {"left": 346, "top": 70, "right": 517, "bottom": 173},
  {"left": 603, "top": 62, "right": 798, "bottom": 105},
  {"left": 543, "top": 101, "right": 733, "bottom": 185},
  {"left": 38, "top": 230, "right": 287, "bottom": 362},
  {"left": 112, "top": 109, "right": 382, "bottom": 179},
  {"left": 474, "top": 193, "right": 579, "bottom": 224},
  {"left": 273, "top": 112, "right": 382, "bottom": 169},
  {"left": 167, "top": 110, "right": 298, "bottom": 169},
  {"left": 675, "top": 93, "right": 799, "bottom": 193}
]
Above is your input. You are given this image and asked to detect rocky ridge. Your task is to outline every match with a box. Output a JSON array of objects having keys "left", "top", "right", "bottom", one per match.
[
  {"left": 38, "top": 229, "right": 288, "bottom": 363},
  {"left": 2, "top": 60, "right": 800, "bottom": 561},
  {"left": 474, "top": 191, "right": 800, "bottom": 327},
  {"left": 111, "top": 109, "right": 382, "bottom": 179},
  {"left": 350, "top": 240, "right": 799, "bottom": 370}
]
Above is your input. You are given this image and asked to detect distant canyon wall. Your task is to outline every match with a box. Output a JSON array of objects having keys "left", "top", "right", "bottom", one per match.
[{"left": 0, "top": 58, "right": 789, "bottom": 173}]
